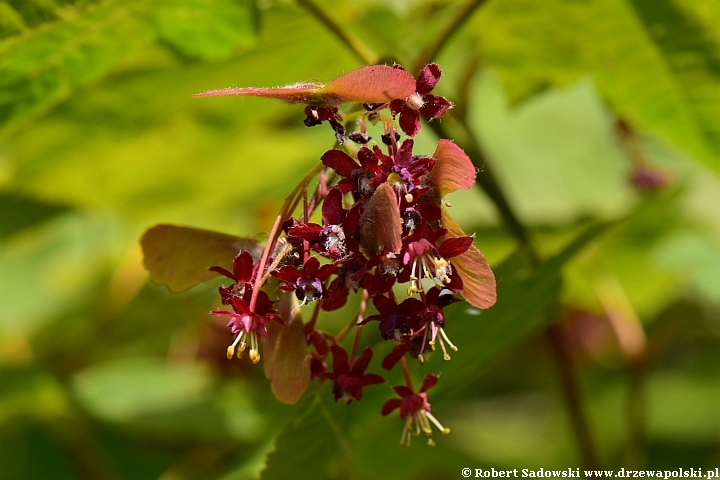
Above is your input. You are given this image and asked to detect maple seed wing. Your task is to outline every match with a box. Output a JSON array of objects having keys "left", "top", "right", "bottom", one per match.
[
  {"left": 360, "top": 183, "right": 403, "bottom": 255},
  {"left": 192, "top": 83, "right": 322, "bottom": 103},
  {"left": 427, "top": 139, "right": 476, "bottom": 197},
  {"left": 440, "top": 210, "right": 497, "bottom": 309},
  {"left": 193, "top": 65, "right": 416, "bottom": 105},
  {"left": 319, "top": 65, "right": 416, "bottom": 103},
  {"left": 141, "top": 224, "right": 262, "bottom": 293}
]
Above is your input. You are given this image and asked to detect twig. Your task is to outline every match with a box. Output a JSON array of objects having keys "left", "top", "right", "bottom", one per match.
[
  {"left": 297, "top": 0, "right": 378, "bottom": 65},
  {"left": 413, "top": 0, "right": 487, "bottom": 73},
  {"left": 546, "top": 323, "right": 600, "bottom": 470}
]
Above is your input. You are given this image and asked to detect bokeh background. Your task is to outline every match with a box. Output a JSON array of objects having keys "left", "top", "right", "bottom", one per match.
[{"left": 2, "top": 0, "right": 720, "bottom": 478}]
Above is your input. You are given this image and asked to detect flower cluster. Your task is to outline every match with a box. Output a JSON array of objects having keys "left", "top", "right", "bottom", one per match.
[{"left": 203, "top": 64, "right": 496, "bottom": 446}]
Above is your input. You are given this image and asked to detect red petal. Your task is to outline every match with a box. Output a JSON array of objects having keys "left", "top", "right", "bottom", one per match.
[
  {"left": 361, "top": 373, "right": 385, "bottom": 386},
  {"left": 331, "top": 345, "right": 350, "bottom": 374},
  {"left": 438, "top": 236, "right": 473, "bottom": 258},
  {"left": 359, "top": 183, "right": 403, "bottom": 255},
  {"left": 382, "top": 343, "right": 408, "bottom": 370},
  {"left": 427, "top": 139, "right": 476, "bottom": 197},
  {"left": 323, "top": 188, "right": 343, "bottom": 225},
  {"left": 420, "top": 374, "right": 439, "bottom": 392},
  {"left": 390, "top": 99, "right": 404, "bottom": 116},
  {"left": 273, "top": 265, "right": 302, "bottom": 283},
  {"left": 416, "top": 63, "right": 442, "bottom": 95},
  {"left": 351, "top": 347, "right": 374, "bottom": 376},
  {"left": 399, "top": 108, "right": 421, "bottom": 136},
  {"left": 233, "top": 251, "right": 255, "bottom": 283},
  {"left": 288, "top": 223, "right": 323, "bottom": 241},
  {"left": 381, "top": 398, "right": 402, "bottom": 416},
  {"left": 395, "top": 139, "right": 414, "bottom": 167},
  {"left": 440, "top": 208, "right": 496, "bottom": 309},
  {"left": 322, "top": 149, "right": 359, "bottom": 177},
  {"left": 419, "top": 94, "right": 452, "bottom": 119},
  {"left": 303, "top": 256, "right": 320, "bottom": 277},
  {"left": 208, "top": 266, "right": 234, "bottom": 279},
  {"left": 393, "top": 385, "right": 414, "bottom": 397},
  {"left": 316, "top": 262, "right": 338, "bottom": 280},
  {"left": 321, "top": 286, "right": 348, "bottom": 311}
]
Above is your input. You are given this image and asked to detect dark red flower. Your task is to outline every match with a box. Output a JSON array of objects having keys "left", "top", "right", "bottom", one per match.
[
  {"left": 273, "top": 256, "right": 337, "bottom": 305},
  {"left": 362, "top": 294, "right": 424, "bottom": 341},
  {"left": 211, "top": 287, "right": 282, "bottom": 364},
  {"left": 381, "top": 374, "right": 449, "bottom": 446},
  {"left": 390, "top": 64, "right": 452, "bottom": 136},
  {"left": 210, "top": 251, "right": 257, "bottom": 304},
  {"left": 330, "top": 346, "right": 384, "bottom": 403}
]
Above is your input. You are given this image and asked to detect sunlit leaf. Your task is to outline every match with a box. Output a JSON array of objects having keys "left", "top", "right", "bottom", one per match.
[
  {"left": 0, "top": 0, "right": 258, "bottom": 137},
  {"left": 475, "top": 0, "right": 720, "bottom": 173},
  {"left": 140, "top": 224, "right": 262, "bottom": 293},
  {"left": 151, "top": 0, "right": 257, "bottom": 60}
]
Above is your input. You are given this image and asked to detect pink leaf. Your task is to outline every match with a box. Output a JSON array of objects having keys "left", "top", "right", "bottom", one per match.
[
  {"left": 141, "top": 224, "right": 262, "bottom": 293},
  {"left": 193, "top": 65, "right": 415, "bottom": 105}
]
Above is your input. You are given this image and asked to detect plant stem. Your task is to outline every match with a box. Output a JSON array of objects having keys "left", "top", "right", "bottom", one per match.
[
  {"left": 546, "top": 323, "right": 600, "bottom": 470},
  {"left": 400, "top": 356, "right": 414, "bottom": 389},
  {"left": 350, "top": 289, "right": 370, "bottom": 362},
  {"left": 412, "top": 0, "right": 488, "bottom": 73},
  {"left": 297, "top": 0, "right": 378, "bottom": 65}
]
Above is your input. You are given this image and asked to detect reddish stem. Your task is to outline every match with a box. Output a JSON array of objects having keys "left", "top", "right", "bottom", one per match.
[
  {"left": 250, "top": 162, "right": 323, "bottom": 311},
  {"left": 349, "top": 289, "right": 370, "bottom": 363},
  {"left": 400, "top": 356, "right": 414, "bottom": 391}
]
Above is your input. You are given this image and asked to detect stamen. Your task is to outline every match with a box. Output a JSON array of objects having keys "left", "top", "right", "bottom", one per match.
[
  {"left": 425, "top": 411, "right": 451, "bottom": 435},
  {"left": 227, "top": 333, "right": 243, "bottom": 359},
  {"left": 440, "top": 328, "right": 458, "bottom": 352}
]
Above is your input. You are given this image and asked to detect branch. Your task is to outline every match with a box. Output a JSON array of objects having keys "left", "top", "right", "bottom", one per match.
[
  {"left": 413, "top": 0, "right": 488, "bottom": 73},
  {"left": 297, "top": 0, "right": 379, "bottom": 65}
]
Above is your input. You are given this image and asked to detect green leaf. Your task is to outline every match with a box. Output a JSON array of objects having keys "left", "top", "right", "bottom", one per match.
[
  {"left": 152, "top": 0, "right": 258, "bottom": 60},
  {"left": 71, "top": 357, "right": 211, "bottom": 422},
  {"left": 474, "top": 0, "right": 720, "bottom": 174},
  {"left": 140, "top": 224, "right": 262, "bottom": 293},
  {"left": 0, "top": 192, "right": 70, "bottom": 240},
  {"left": 440, "top": 221, "right": 614, "bottom": 391},
  {"left": 261, "top": 389, "right": 351, "bottom": 480},
  {"left": 0, "top": 0, "right": 258, "bottom": 137},
  {"left": 0, "top": 0, "right": 154, "bottom": 136},
  {"left": 0, "top": 2, "right": 27, "bottom": 38}
]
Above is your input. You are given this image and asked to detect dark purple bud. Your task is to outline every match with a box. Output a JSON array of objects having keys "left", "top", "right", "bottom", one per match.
[
  {"left": 349, "top": 132, "right": 371, "bottom": 144},
  {"left": 381, "top": 132, "right": 401, "bottom": 146}
]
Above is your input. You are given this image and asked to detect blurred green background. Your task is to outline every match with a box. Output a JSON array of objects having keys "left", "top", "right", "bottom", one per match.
[{"left": 2, "top": 0, "right": 720, "bottom": 478}]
